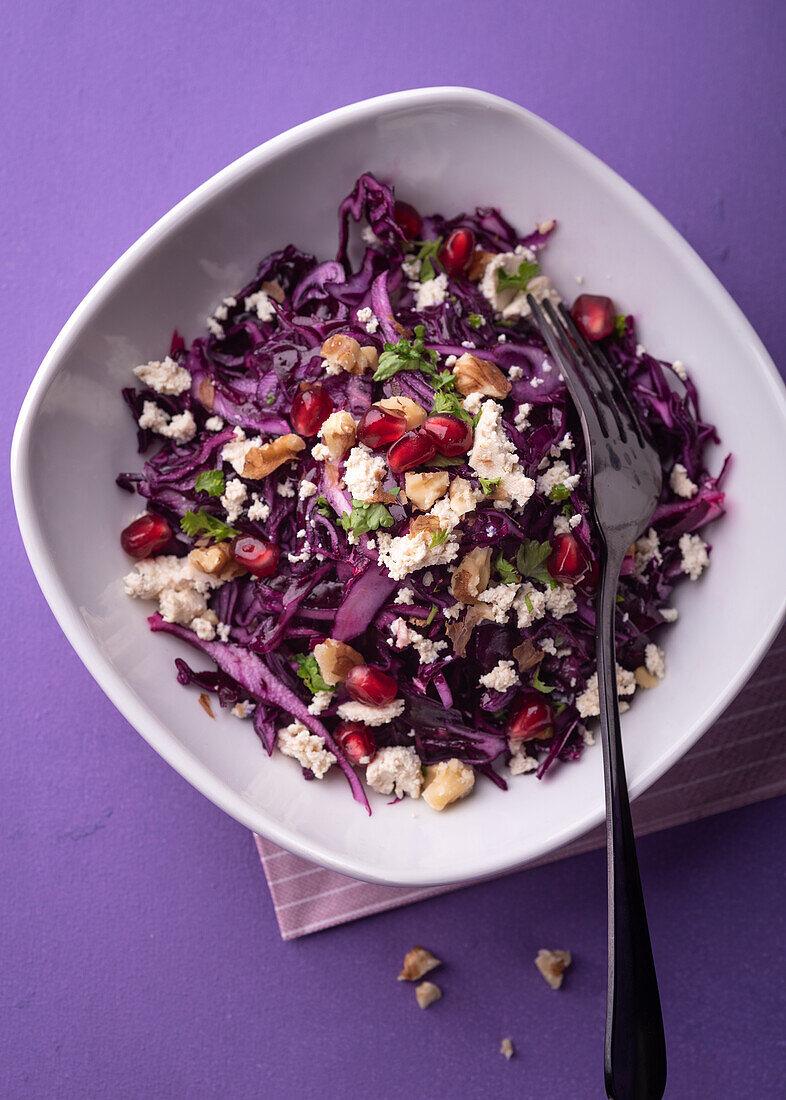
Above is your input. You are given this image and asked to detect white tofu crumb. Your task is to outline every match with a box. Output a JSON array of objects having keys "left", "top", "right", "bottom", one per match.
[
  {"left": 479, "top": 249, "right": 560, "bottom": 319},
  {"left": 679, "top": 533, "right": 709, "bottom": 580},
  {"left": 513, "top": 583, "right": 547, "bottom": 628},
  {"left": 123, "top": 554, "right": 225, "bottom": 602},
  {"left": 277, "top": 721, "right": 336, "bottom": 778},
  {"left": 205, "top": 415, "right": 224, "bottom": 431},
  {"left": 580, "top": 724, "right": 595, "bottom": 746},
  {"left": 468, "top": 400, "right": 534, "bottom": 506},
  {"left": 497, "top": 333, "right": 507, "bottom": 343},
  {"left": 298, "top": 479, "right": 318, "bottom": 500},
  {"left": 645, "top": 643, "right": 666, "bottom": 680},
  {"left": 576, "top": 665, "right": 636, "bottom": 718},
  {"left": 138, "top": 401, "right": 197, "bottom": 443},
  {"left": 356, "top": 306, "right": 380, "bottom": 334},
  {"left": 221, "top": 433, "right": 262, "bottom": 476},
  {"left": 476, "top": 583, "right": 520, "bottom": 624},
  {"left": 514, "top": 402, "right": 532, "bottom": 432},
  {"left": 206, "top": 316, "right": 225, "bottom": 339},
  {"left": 365, "top": 746, "right": 423, "bottom": 799},
  {"left": 661, "top": 607, "right": 679, "bottom": 622},
  {"left": 307, "top": 691, "right": 333, "bottom": 716},
  {"left": 508, "top": 365, "right": 523, "bottom": 380},
  {"left": 422, "top": 571, "right": 434, "bottom": 586},
  {"left": 669, "top": 463, "right": 698, "bottom": 499},
  {"left": 443, "top": 603, "right": 462, "bottom": 620},
  {"left": 397, "top": 587, "right": 415, "bottom": 605},
  {"left": 549, "top": 432, "right": 574, "bottom": 457},
  {"left": 509, "top": 747, "right": 539, "bottom": 775},
  {"left": 376, "top": 529, "right": 460, "bottom": 581},
  {"left": 460, "top": 340, "right": 476, "bottom": 349},
  {"left": 231, "top": 700, "right": 256, "bottom": 719},
  {"left": 461, "top": 391, "right": 484, "bottom": 416},
  {"left": 413, "top": 272, "right": 449, "bottom": 311},
  {"left": 159, "top": 586, "right": 208, "bottom": 625},
  {"left": 632, "top": 528, "right": 662, "bottom": 578},
  {"left": 479, "top": 659, "right": 519, "bottom": 692},
  {"left": 247, "top": 494, "right": 270, "bottom": 522},
  {"left": 337, "top": 698, "right": 406, "bottom": 726},
  {"left": 311, "top": 442, "right": 331, "bottom": 462},
  {"left": 220, "top": 477, "right": 247, "bottom": 523},
  {"left": 672, "top": 360, "right": 688, "bottom": 381},
  {"left": 635, "top": 343, "right": 646, "bottom": 358},
  {"left": 530, "top": 376, "right": 545, "bottom": 388},
  {"left": 244, "top": 290, "right": 276, "bottom": 322},
  {"left": 500, "top": 1038, "right": 515, "bottom": 1060},
  {"left": 216, "top": 622, "right": 231, "bottom": 642},
  {"left": 389, "top": 617, "right": 448, "bottom": 664},
  {"left": 133, "top": 356, "right": 191, "bottom": 395},
  {"left": 277, "top": 480, "right": 296, "bottom": 498},
  {"left": 536, "top": 460, "right": 580, "bottom": 497},
  {"left": 190, "top": 615, "right": 216, "bottom": 641},
  {"left": 544, "top": 583, "right": 577, "bottom": 620},
  {"left": 362, "top": 225, "right": 382, "bottom": 246},
  {"left": 401, "top": 256, "right": 421, "bottom": 279},
  {"left": 444, "top": 354, "right": 457, "bottom": 367},
  {"left": 343, "top": 443, "right": 387, "bottom": 502}
]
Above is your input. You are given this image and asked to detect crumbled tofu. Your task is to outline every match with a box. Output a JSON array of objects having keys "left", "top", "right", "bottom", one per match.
[
  {"left": 415, "top": 981, "right": 442, "bottom": 1009},
  {"left": 231, "top": 700, "right": 256, "bottom": 719},
  {"left": 133, "top": 356, "right": 191, "bottom": 395},
  {"left": 311, "top": 442, "right": 331, "bottom": 462},
  {"left": 401, "top": 256, "right": 422, "bottom": 279},
  {"left": 544, "top": 583, "right": 577, "bottom": 620},
  {"left": 277, "top": 720, "right": 336, "bottom": 778},
  {"left": 672, "top": 359, "right": 688, "bottom": 381},
  {"left": 277, "top": 480, "right": 296, "bottom": 498},
  {"left": 159, "top": 586, "right": 208, "bottom": 625},
  {"left": 535, "top": 949, "right": 572, "bottom": 990},
  {"left": 307, "top": 691, "right": 333, "bottom": 716},
  {"left": 244, "top": 290, "right": 276, "bottom": 322},
  {"left": 670, "top": 463, "right": 698, "bottom": 499},
  {"left": 376, "top": 529, "right": 460, "bottom": 581},
  {"left": 337, "top": 698, "right": 406, "bottom": 726},
  {"left": 365, "top": 746, "right": 423, "bottom": 798},
  {"left": 500, "top": 1038, "right": 515, "bottom": 1060},
  {"left": 550, "top": 432, "right": 574, "bottom": 457},
  {"left": 513, "top": 402, "right": 532, "bottom": 432},
  {"left": 356, "top": 305, "right": 380, "bottom": 334},
  {"left": 206, "top": 316, "right": 224, "bottom": 339},
  {"left": 398, "top": 946, "right": 442, "bottom": 981},
  {"left": 216, "top": 622, "right": 231, "bottom": 642},
  {"left": 509, "top": 747, "right": 539, "bottom": 775},
  {"left": 190, "top": 615, "right": 216, "bottom": 641},
  {"left": 536, "top": 460, "right": 580, "bottom": 497},
  {"left": 221, "top": 433, "right": 263, "bottom": 476},
  {"left": 247, "top": 494, "right": 270, "bottom": 522},
  {"left": 343, "top": 443, "right": 387, "bottom": 502},
  {"left": 513, "top": 583, "right": 547, "bottom": 628},
  {"left": 123, "top": 554, "right": 224, "bottom": 600},
  {"left": 476, "top": 583, "right": 520, "bottom": 624},
  {"left": 298, "top": 479, "right": 318, "bottom": 500},
  {"left": 205, "top": 415, "right": 225, "bottom": 431},
  {"left": 679, "top": 533, "right": 710, "bottom": 580},
  {"left": 661, "top": 607, "right": 679, "bottom": 622},
  {"left": 468, "top": 400, "right": 534, "bottom": 506},
  {"left": 220, "top": 477, "right": 247, "bottom": 523},
  {"left": 397, "top": 587, "right": 415, "bottom": 605},
  {"left": 645, "top": 643, "right": 666, "bottom": 680},
  {"left": 138, "top": 401, "right": 197, "bottom": 443},
  {"left": 413, "top": 272, "right": 449, "bottom": 311},
  {"left": 632, "top": 527, "right": 662, "bottom": 578},
  {"left": 422, "top": 758, "right": 475, "bottom": 811},
  {"left": 479, "top": 247, "right": 560, "bottom": 319},
  {"left": 576, "top": 665, "right": 636, "bottom": 718},
  {"left": 508, "top": 365, "right": 523, "bottom": 380},
  {"left": 479, "top": 659, "right": 519, "bottom": 692},
  {"left": 461, "top": 391, "right": 484, "bottom": 416}
]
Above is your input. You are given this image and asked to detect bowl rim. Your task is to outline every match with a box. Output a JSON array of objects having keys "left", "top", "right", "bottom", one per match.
[{"left": 11, "top": 86, "right": 786, "bottom": 886}]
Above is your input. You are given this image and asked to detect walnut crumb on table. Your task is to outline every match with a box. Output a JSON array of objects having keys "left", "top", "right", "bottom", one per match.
[
  {"left": 415, "top": 981, "right": 442, "bottom": 1009},
  {"left": 500, "top": 1038, "right": 515, "bottom": 1060},
  {"left": 535, "top": 948, "right": 572, "bottom": 990},
  {"left": 398, "top": 946, "right": 441, "bottom": 982}
]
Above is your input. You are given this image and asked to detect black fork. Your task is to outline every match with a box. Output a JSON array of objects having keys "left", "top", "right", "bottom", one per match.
[{"left": 528, "top": 295, "right": 667, "bottom": 1100}]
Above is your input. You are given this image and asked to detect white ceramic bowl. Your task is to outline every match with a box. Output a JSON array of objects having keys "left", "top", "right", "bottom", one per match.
[{"left": 11, "top": 88, "right": 786, "bottom": 886}]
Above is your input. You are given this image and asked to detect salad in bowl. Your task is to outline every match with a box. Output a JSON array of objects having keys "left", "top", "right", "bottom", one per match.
[{"left": 117, "top": 173, "right": 726, "bottom": 814}]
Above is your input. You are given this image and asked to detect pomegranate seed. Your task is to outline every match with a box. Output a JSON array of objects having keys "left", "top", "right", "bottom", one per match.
[
  {"left": 422, "top": 413, "right": 473, "bottom": 457},
  {"left": 231, "top": 535, "right": 279, "bottom": 578},
  {"left": 387, "top": 429, "right": 436, "bottom": 473},
  {"left": 438, "top": 228, "right": 476, "bottom": 277},
  {"left": 507, "top": 690, "right": 554, "bottom": 742},
  {"left": 345, "top": 664, "right": 398, "bottom": 706},
  {"left": 570, "top": 294, "right": 615, "bottom": 341},
  {"left": 290, "top": 384, "right": 333, "bottom": 437},
  {"left": 547, "top": 533, "right": 590, "bottom": 584},
  {"left": 393, "top": 200, "right": 423, "bottom": 241},
  {"left": 335, "top": 721, "right": 378, "bottom": 766},
  {"left": 356, "top": 405, "right": 407, "bottom": 450},
  {"left": 121, "top": 514, "right": 171, "bottom": 559},
  {"left": 576, "top": 559, "right": 599, "bottom": 596}
]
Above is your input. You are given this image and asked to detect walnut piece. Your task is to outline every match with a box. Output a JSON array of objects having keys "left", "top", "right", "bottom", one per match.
[
  {"left": 320, "top": 410, "right": 357, "bottom": 459},
  {"left": 398, "top": 945, "right": 442, "bottom": 982},
  {"left": 409, "top": 514, "right": 444, "bottom": 537},
  {"left": 422, "top": 759, "right": 475, "bottom": 811},
  {"left": 500, "top": 1038, "right": 515, "bottom": 1060},
  {"left": 535, "top": 948, "right": 572, "bottom": 990},
  {"left": 449, "top": 476, "right": 479, "bottom": 517},
  {"left": 198, "top": 377, "right": 215, "bottom": 410},
  {"left": 512, "top": 639, "right": 544, "bottom": 673},
  {"left": 198, "top": 693, "right": 215, "bottom": 719},
  {"left": 404, "top": 471, "right": 450, "bottom": 511},
  {"left": 450, "top": 546, "right": 492, "bottom": 604},
  {"left": 260, "top": 279, "right": 285, "bottom": 303},
  {"left": 415, "top": 981, "right": 442, "bottom": 1009},
  {"left": 312, "top": 638, "right": 364, "bottom": 685},
  {"left": 634, "top": 666, "right": 660, "bottom": 689},
  {"left": 189, "top": 541, "right": 246, "bottom": 580},
  {"left": 376, "top": 395, "right": 428, "bottom": 429},
  {"left": 446, "top": 604, "right": 488, "bottom": 658},
  {"left": 452, "top": 352, "right": 511, "bottom": 399},
  {"left": 468, "top": 249, "right": 496, "bottom": 282},
  {"left": 242, "top": 434, "right": 305, "bottom": 479},
  {"left": 321, "top": 333, "right": 378, "bottom": 375}
]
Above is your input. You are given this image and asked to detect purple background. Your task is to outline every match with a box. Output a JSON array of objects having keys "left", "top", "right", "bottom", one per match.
[{"left": 3, "top": 1, "right": 785, "bottom": 1096}]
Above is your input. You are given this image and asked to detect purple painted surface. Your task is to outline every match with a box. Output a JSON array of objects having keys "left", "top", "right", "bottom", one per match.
[{"left": 2, "top": 0, "right": 784, "bottom": 1096}]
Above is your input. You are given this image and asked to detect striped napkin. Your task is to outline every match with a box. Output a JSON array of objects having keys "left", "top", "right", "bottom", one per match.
[{"left": 256, "top": 628, "right": 786, "bottom": 940}]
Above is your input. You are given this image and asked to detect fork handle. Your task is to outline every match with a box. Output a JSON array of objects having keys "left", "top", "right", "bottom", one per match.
[{"left": 597, "top": 551, "right": 667, "bottom": 1100}]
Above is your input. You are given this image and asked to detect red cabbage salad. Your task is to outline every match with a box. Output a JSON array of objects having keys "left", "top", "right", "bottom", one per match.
[{"left": 118, "top": 173, "right": 727, "bottom": 815}]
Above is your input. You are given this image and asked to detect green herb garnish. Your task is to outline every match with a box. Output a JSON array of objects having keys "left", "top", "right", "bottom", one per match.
[
  {"left": 315, "top": 496, "right": 334, "bottom": 519},
  {"left": 373, "top": 324, "right": 439, "bottom": 382},
  {"left": 614, "top": 314, "right": 628, "bottom": 339},
  {"left": 494, "top": 552, "right": 520, "bottom": 585},
  {"left": 294, "top": 653, "right": 335, "bottom": 695},
  {"left": 562, "top": 502, "right": 574, "bottom": 518},
  {"left": 180, "top": 509, "right": 240, "bottom": 541},
  {"left": 424, "top": 605, "right": 437, "bottom": 626},
  {"left": 479, "top": 477, "right": 501, "bottom": 495},
  {"left": 429, "top": 528, "right": 450, "bottom": 548},
  {"left": 524, "top": 592, "right": 534, "bottom": 614},
  {"left": 516, "top": 539, "right": 553, "bottom": 586},
  {"left": 467, "top": 313, "right": 485, "bottom": 328},
  {"left": 496, "top": 259, "right": 540, "bottom": 293},
  {"left": 194, "top": 470, "right": 225, "bottom": 498},
  {"left": 428, "top": 453, "right": 466, "bottom": 468},
  {"left": 531, "top": 667, "right": 555, "bottom": 694},
  {"left": 338, "top": 501, "right": 395, "bottom": 537},
  {"left": 265, "top": 393, "right": 276, "bottom": 406},
  {"left": 414, "top": 238, "right": 443, "bottom": 282},
  {"left": 549, "top": 483, "right": 571, "bottom": 502}
]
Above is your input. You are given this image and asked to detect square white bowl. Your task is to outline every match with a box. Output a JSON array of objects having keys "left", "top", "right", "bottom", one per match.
[{"left": 11, "top": 88, "right": 786, "bottom": 886}]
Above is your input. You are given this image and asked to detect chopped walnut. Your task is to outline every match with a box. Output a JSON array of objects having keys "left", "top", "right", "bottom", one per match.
[
  {"left": 409, "top": 514, "right": 445, "bottom": 537},
  {"left": 377, "top": 395, "right": 428, "bottom": 429},
  {"left": 260, "top": 279, "right": 285, "bottom": 303},
  {"left": 500, "top": 1038, "right": 515, "bottom": 1060},
  {"left": 321, "top": 333, "right": 378, "bottom": 375},
  {"left": 242, "top": 434, "right": 305, "bottom": 479},
  {"left": 189, "top": 541, "right": 246, "bottom": 580},
  {"left": 404, "top": 471, "right": 450, "bottom": 511},
  {"left": 446, "top": 604, "right": 488, "bottom": 658},
  {"left": 422, "top": 758, "right": 475, "bottom": 811},
  {"left": 366, "top": 487, "right": 398, "bottom": 504},
  {"left": 512, "top": 639, "right": 544, "bottom": 673},
  {"left": 468, "top": 249, "right": 496, "bottom": 282},
  {"left": 452, "top": 352, "right": 511, "bottom": 399},
  {"left": 320, "top": 410, "right": 357, "bottom": 459},
  {"left": 197, "top": 377, "right": 215, "bottom": 410},
  {"left": 312, "top": 638, "right": 364, "bottom": 685},
  {"left": 398, "top": 945, "right": 442, "bottom": 981},
  {"left": 198, "top": 693, "right": 215, "bottom": 719},
  {"left": 415, "top": 981, "right": 442, "bottom": 1009},
  {"left": 535, "top": 948, "right": 572, "bottom": 990},
  {"left": 634, "top": 666, "right": 660, "bottom": 689},
  {"left": 450, "top": 546, "right": 492, "bottom": 604}
]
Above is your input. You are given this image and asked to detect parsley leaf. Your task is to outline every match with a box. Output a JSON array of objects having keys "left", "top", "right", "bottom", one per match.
[
  {"left": 516, "top": 539, "right": 553, "bottom": 586},
  {"left": 264, "top": 393, "right": 276, "bottom": 406},
  {"left": 428, "top": 453, "right": 465, "bottom": 468},
  {"left": 424, "top": 605, "right": 437, "bottom": 626},
  {"left": 553, "top": 700, "right": 567, "bottom": 716},
  {"left": 431, "top": 388, "right": 472, "bottom": 422},
  {"left": 524, "top": 592, "right": 534, "bottom": 613},
  {"left": 180, "top": 509, "right": 240, "bottom": 541},
  {"left": 429, "top": 528, "right": 450, "bottom": 548},
  {"left": 338, "top": 501, "right": 395, "bottom": 537},
  {"left": 479, "top": 477, "right": 500, "bottom": 495},
  {"left": 614, "top": 314, "right": 629, "bottom": 339},
  {"left": 415, "top": 238, "right": 443, "bottom": 282},
  {"left": 531, "top": 667, "right": 555, "bottom": 694},
  {"left": 549, "top": 483, "right": 571, "bottom": 502},
  {"left": 494, "top": 552, "right": 520, "bottom": 585},
  {"left": 373, "top": 325, "right": 439, "bottom": 382},
  {"left": 562, "top": 502, "right": 574, "bottom": 518},
  {"left": 194, "top": 470, "right": 225, "bottom": 497},
  {"left": 496, "top": 260, "right": 540, "bottom": 293},
  {"left": 467, "top": 313, "right": 485, "bottom": 329},
  {"left": 294, "top": 653, "right": 334, "bottom": 695},
  {"left": 315, "top": 496, "right": 334, "bottom": 519}
]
